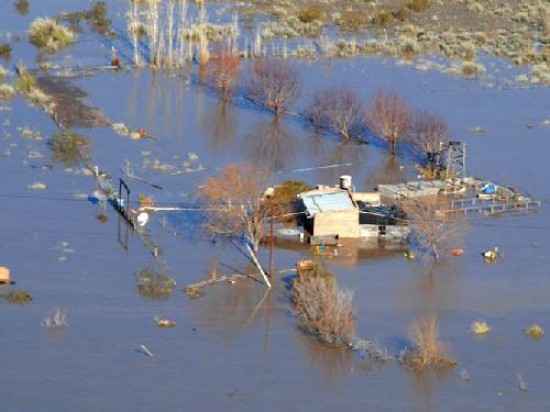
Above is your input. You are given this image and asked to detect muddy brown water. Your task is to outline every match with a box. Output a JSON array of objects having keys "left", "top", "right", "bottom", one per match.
[{"left": 1, "top": 2, "right": 550, "bottom": 411}]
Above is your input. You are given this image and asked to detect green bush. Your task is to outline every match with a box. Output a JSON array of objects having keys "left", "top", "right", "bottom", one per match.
[
  {"left": 0, "top": 43, "right": 12, "bottom": 58},
  {"left": 28, "top": 17, "right": 76, "bottom": 53},
  {"left": 2, "top": 289, "right": 32, "bottom": 305}
]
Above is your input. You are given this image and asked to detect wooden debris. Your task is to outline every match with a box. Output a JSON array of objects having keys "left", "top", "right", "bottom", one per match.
[
  {"left": 183, "top": 274, "right": 248, "bottom": 299},
  {"left": 154, "top": 316, "right": 176, "bottom": 328}
]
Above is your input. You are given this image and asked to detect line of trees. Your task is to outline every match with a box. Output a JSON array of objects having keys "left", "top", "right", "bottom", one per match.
[{"left": 208, "top": 56, "right": 450, "bottom": 168}]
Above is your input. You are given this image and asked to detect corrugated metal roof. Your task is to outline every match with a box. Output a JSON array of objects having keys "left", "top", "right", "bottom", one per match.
[{"left": 300, "top": 190, "right": 355, "bottom": 216}]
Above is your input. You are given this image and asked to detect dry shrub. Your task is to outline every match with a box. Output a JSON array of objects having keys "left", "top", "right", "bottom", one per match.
[
  {"left": 401, "top": 314, "right": 457, "bottom": 370},
  {"left": 405, "top": 0, "right": 431, "bottom": 13},
  {"left": 2, "top": 289, "right": 32, "bottom": 305},
  {"left": 524, "top": 324, "right": 544, "bottom": 339},
  {"left": 291, "top": 267, "right": 355, "bottom": 346},
  {"left": 28, "top": 17, "right": 76, "bottom": 53},
  {"left": 470, "top": 319, "right": 490, "bottom": 335},
  {"left": 0, "top": 84, "right": 15, "bottom": 101},
  {"left": 47, "top": 131, "right": 90, "bottom": 166},
  {"left": 297, "top": 7, "right": 324, "bottom": 23},
  {"left": 402, "top": 196, "right": 467, "bottom": 262}
]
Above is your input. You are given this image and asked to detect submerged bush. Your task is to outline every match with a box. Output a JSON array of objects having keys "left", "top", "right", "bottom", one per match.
[
  {"left": 47, "top": 131, "right": 90, "bottom": 166},
  {"left": 291, "top": 264, "right": 355, "bottom": 346},
  {"left": 470, "top": 319, "right": 490, "bottom": 335},
  {"left": 524, "top": 324, "right": 544, "bottom": 339},
  {"left": 135, "top": 266, "right": 176, "bottom": 301},
  {"left": 28, "top": 17, "right": 76, "bottom": 53},
  {"left": 2, "top": 289, "right": 32, "bottom": 305},
  {"left": 400, "top": 314, "right": 457, "bottom": 370},
  {"left": 0, "top": 84, "right": 15, "bottom": 101},
  {"left": 0, "top": 43, "right": 12, "bottom": 58},
  {"left": 15, "top": 66, "right": 36, "bottom": 93}
]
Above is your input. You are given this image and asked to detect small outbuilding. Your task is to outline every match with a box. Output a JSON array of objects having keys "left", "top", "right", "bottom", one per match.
[{"left": 297, "top": 176, "right": 408, "bottom": 241}]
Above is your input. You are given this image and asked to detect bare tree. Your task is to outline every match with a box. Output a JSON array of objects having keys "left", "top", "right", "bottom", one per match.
[
  {"left": 402, "top": 197, "right": 467, "bottom": 262},
  {"left": 209, "top": 47, "right": 240, "bottom": 97},
  {"left": 244, "top": 58, "right": 300, "bottom": 116},
  {"left": 366, "top": 90, "right": 411, "bottom": 155},
  {"left": 306, "top": 87, "right": 364, "bottom": 141},
  {"left": 410, "top": 110, "right": 450, "bottom": 173},
  {"left": 200, "top": 163, "right": 272, "bottom": 287}
]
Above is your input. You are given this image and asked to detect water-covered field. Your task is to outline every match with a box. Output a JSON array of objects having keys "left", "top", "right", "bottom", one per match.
[{"left": 1, "top": 1, "right": 549, "bottom": 411}]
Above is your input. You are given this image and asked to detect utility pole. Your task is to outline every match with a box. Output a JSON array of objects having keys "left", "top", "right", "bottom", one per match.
[{"left": 269, "top": 198, "right": 274, "bottom": 278}]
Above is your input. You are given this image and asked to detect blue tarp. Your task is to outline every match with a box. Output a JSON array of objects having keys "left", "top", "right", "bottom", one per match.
[{"left": 481, "top": 184, "right": 497, "bottom": 194}]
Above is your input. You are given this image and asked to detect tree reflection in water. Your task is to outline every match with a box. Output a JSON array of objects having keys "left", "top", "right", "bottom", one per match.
[
  {"left": 204, "top": 100, "right": 238, "bottom": 152},
  {"left": 246, "top": 118, "right": 297, "bottom": 172},
  {"left": 190, "top": 263, "right": 276, "bottom": 344},
  {"left": 294, "top": 331, "right": 354, "bottom": 385},
  {"left": 364, "top": 153, "right": 407, "bottom": 189}
]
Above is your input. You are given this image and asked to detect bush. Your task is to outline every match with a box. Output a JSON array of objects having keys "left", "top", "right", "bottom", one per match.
[
  {"left": 2, "top": 289, "right": 32, "bottom": 304},
  {"left": 135, "top": 266, "right": 176, "bottom": 301},
  {"left": 461, "top": 61, "right": 485, "bottom": 77},
  {"left": 524, "top": 324, "right": 544, "bottom": 339},
  {"left": 15, "top": 67, "right": 36, "bottom": 93},
  {"left": 406, "top": 0, "right": 431, "bottom": 13},
  {"left": 470, "top": 319, "right": 490, "bottom": 335},
  {"left": 297, "top": 7, "right": 324, "bottom": 23},
  {"left": 291, "top": 266, "right": 355, "bottom": 346},
  {"left": 47, "top": 131, "right": 90, "bottom": 166},
  {"left": 400, "top": 314, "right": 457, "bottom": 370},
  {"left": 28, "top": 17, "right": 76, "bottom": 53},
  {"left": 0, "top": 43, "right": 12, "bottom": 58},
  {"left": 0, "top": 84, "right": 15, "bottom": 101}
]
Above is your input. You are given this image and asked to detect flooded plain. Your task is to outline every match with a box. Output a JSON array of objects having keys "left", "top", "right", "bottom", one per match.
[{"left": 1, "top": 1, "right": 550, "bottom": 411}]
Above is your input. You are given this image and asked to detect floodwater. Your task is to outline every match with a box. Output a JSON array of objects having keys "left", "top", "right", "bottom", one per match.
[{"left": 1, "top": 1, "right": 550, "bottom": 411}]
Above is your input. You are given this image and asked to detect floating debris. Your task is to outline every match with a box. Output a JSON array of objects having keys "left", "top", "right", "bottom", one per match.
[
  {"left": 0, "top": 266, "right": 11, "bottom": 284},
  {"left": 28, "top": 181, "right": 47, "bottom": 190},
  {"left": 154, "top": 316, "right": 176, "bottom": 328},
  {"left": 470, "top": 320, "right": 490, "bottom": 335},
  {"left": 470, "top": 126, "right": 485, "bottom": 134},
  {"left": 42, "top": 307, "right": 68, "bottom": 329},
  {"left": 184, "top": 285, "right": 204, "bottom": 299},
  {"left": 450, "top": 248, "right": 464, "bottom": 257},
  {"left": 139, "top": 344, "right": 154, "bottom": 358}
]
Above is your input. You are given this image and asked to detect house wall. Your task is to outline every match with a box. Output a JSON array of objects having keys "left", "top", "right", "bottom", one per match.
[
  {"left": 353, "top": 192, "right": 381, "bottom": 205},
  {"left": 313, "top": 210, "right": 360, "bottom": 238}
]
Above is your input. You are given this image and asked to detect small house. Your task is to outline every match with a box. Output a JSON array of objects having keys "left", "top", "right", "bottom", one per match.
[{"left": 297, "top": 176, "right": 408, "bottom": 242}]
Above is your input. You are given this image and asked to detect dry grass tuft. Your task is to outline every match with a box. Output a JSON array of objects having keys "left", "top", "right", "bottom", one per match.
[
  {"left": 0, "top": 84, "right": 15, "bottom": 101},
  {"left": 401, "top": 314, "right": 457, "bottom": 370},
  {"left": 291, "top": 266, "right": 355, "bottom": 346},
  {"left": 524, "top": 324, "right": 544, "bottom": 339},
  {"left": 28, "top": 17, "right": 76, "bottom": 53},
  {"left": 470, "top": 319, "right": 490, "bottom": 335}
]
